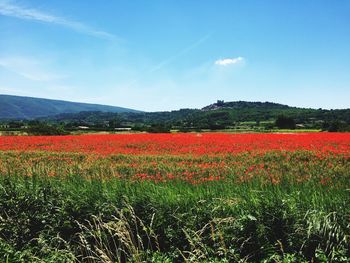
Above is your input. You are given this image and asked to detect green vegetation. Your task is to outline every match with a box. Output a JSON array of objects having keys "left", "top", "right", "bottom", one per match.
[
  {"left": 1, "top": 173, "right": 349, "bottom": 262},
  {"left": 0, "top": 151, "right": 349, "bottom": 262},
  {"left": 275, "top": 115, "right": 296, "bottom": 130},
  {"left": 42, "top": 101, "right": 350, "bottom": 132},
  {"left": 1, "top": 99, "right": 350, "bottom": 133},
  {"left": 26, "top": 121, "right": 68, "bottom": 136}
]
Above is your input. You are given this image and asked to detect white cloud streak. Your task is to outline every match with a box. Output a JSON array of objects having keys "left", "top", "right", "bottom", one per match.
[
  {"left": 0, "top": 86, "right": 22, "bottom": 94},
  {"left": 149, "top": 33, "right": 212, "bottom": 73},
  {"left": 0, "top": 56, "right": 66, "bottom": 81},
  {"left": 125, "top": 33, "right": 212, "bottom": 88},
  {"left": 0, "top": 0, "right": 117, "bottom": 40},
  {"left": 215, "top": 57, "right": 245, "bottom": 66}
]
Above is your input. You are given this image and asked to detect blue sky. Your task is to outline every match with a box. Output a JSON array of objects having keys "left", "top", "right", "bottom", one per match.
[{"left": 0, "top": 0, "right": 349, "bottom": 111}]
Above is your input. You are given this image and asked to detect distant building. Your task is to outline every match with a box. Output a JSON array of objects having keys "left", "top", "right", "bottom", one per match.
[
  {"left": 217, "top": 100, "right": 225, "bottom": 106},
  {"left": 115, "top": 127, "right": 132, "bottom": 131},
  {"left": 78, "top": 126, "right": 90, "bottom": 130}
]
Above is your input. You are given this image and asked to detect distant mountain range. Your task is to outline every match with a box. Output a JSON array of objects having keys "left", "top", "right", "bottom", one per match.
[
  {"left": 41, "top": 99, "right": 350, "bottom": 131},
  {"left": 0, "top": 95, "right": 140, "bottom": 119},
  {"left": 1, "top": 95, "right": 349, "bottom": 132}
]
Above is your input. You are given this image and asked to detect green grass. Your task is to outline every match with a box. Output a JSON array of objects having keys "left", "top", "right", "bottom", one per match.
[
  {"left": 1, "top": 172, "right": 349, "bottom": 262},
  {"left": 0, "top": 150, "right": 349, "bottom": 262},
  {"left": 268, "top": 129, "right": 321, "bottom": 133}
]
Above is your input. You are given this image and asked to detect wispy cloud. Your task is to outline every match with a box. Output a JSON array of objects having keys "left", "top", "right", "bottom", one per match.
[
  {"left": 0, "top": 56, "right": 66, "bottom": 81},
  {"left": 215, "top": 57, "right": 245, "bottom": 66},
  {"left": 0, "top": 85, "right": 23, "bottom": 94},
  {"left": 149, "top": 33, "right": 212, "bottom": 73},
  {"left": 125, "top": 33, "right": 212, "bottom": 88},
  {"left": 0, "top": 0, "right": 117, "bottom": 40}
]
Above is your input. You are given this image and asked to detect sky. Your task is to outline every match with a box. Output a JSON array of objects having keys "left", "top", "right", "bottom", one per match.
[{"left": 0, "top": 0, "right": 350, "bottom": 111}]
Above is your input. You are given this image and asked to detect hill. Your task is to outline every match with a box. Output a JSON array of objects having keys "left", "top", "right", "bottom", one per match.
[
  {"left": 1, "top": 96, "right": 349, "bottom": 132},
  {"left": 0, "top": 95, "right": 140, "bottom": 119},
  {"left": 202, "top": 100, "right": 291, "bottom": 110},
  {"left": 44, "top": 100, "right": 350, "bottom": 131}
]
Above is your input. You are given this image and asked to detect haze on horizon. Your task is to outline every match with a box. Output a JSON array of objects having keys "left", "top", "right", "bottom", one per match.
[{"left": 0, "top": 0, "right": 349, "bottom": 111}]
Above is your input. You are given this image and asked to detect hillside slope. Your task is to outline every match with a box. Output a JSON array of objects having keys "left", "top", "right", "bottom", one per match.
[
  {"left": 0, "top": 95, "right": 139, "bottom": 119},
  {"left": 47, "top": 100, "right": 350, "bottom": 131}
]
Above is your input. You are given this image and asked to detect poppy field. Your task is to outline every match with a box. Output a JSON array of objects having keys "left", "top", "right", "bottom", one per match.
[
  {"left": 0, "top": 132, "right": 349, "bottom": 156},
  {"left": 0, "top": 133, "right": 350, "bottom": 262}
]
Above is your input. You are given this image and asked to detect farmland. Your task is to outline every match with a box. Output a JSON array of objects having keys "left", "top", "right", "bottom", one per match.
[{"left": 0, "top": 133, "right": 350, "bottom": 262}]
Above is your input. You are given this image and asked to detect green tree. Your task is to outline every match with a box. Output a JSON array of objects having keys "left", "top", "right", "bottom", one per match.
[
  {"left": 27, "top": 122, "right": 68, "bottom": 135},
  {"left": 275, "top": 115, "right": 296, "bottom": 129}
]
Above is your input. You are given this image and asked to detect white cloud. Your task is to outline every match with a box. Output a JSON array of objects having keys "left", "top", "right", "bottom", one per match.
[
  {"left": 215, "top": 57, "right": 245, "bottom": 66},
  {"left": 0, "top": 0, "right": 117, "bottom": 40},
  {"left": 0, "top": 56, "right": 66, "bottom": 81}
]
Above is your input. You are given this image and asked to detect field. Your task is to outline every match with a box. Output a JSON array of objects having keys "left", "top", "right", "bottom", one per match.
[{"left": 0, "top": 133, "right": 350, "bottom": 262}]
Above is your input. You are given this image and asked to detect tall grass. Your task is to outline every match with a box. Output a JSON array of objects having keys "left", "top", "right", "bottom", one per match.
[{"left": 0, "top": 151, "right": 349, "bottom": 262}]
